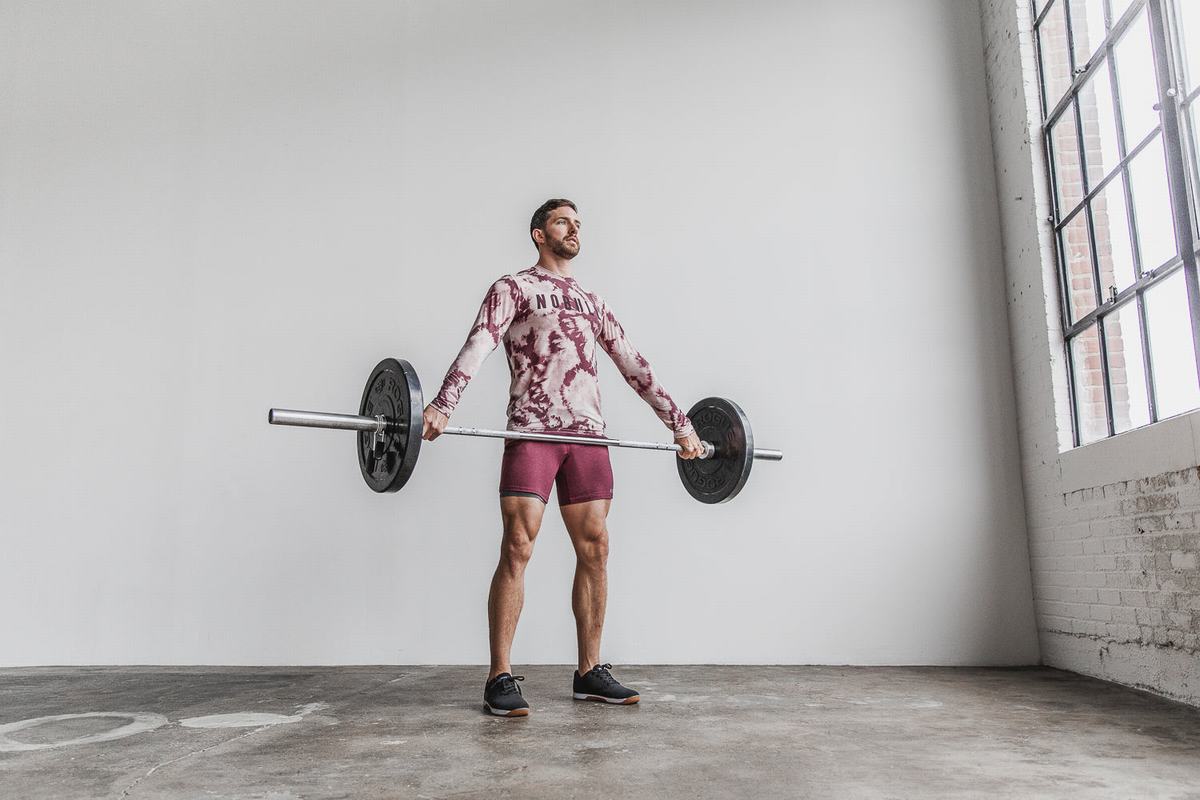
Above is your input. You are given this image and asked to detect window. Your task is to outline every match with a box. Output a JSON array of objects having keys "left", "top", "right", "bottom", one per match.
[{"left": 1034, "top": 0, "right": 1200, "bottom": 445}]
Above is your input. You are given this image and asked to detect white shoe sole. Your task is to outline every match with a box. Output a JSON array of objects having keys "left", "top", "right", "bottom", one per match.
[
  {"left": 572, "top": 692, "right": 640, "bottom": 705},
  {"left": 485, "top": 703, "right": 529, "bottom": 717}
]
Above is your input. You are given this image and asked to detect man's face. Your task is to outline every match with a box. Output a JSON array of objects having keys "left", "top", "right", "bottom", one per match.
[{"left": 538, "top": 206, "right": 581, "bottom": 259}]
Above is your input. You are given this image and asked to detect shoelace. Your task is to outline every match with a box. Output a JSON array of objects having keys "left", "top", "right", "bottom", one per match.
[
  {"left": 590, "top": 664, "right": 620, "bottom": 687},
  {"left": 495, "top": 674, "right": 525, "bottom": 696}
]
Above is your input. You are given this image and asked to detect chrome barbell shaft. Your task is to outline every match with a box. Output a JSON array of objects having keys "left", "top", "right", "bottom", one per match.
[
  {"left": 444, "top": 425, "right": 782, "bottom": 461},
  {"left": 267, "top": 408, "right": 783, "bottom": 461},
  {"left": 442, "top": 425, "right": 718, "bottom": 459}
]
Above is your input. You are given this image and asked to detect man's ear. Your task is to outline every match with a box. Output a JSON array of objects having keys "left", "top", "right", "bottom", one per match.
[{"left": 531, "top": 228, "right": 544, "bottom": 245}]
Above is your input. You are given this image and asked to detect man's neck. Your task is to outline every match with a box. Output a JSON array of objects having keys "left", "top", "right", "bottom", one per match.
[{"left": 534, "top": 254, "right": 574, "bottom": 278}]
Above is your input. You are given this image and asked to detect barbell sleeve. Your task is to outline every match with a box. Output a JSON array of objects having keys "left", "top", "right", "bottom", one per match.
[{"left": 267, "top": 409, "right": 388, "bottom": 433}]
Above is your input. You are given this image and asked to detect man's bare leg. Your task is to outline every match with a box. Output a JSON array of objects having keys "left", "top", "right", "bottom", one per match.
[
  {"left": 560, "top": 498, "right": 611, "bottom": 675},
  {"left": 488, "top": 496, "right": 547, "bottom": 681}
]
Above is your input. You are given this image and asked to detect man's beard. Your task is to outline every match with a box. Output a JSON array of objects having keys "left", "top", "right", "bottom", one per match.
[{"left": 548, "top": 236, "right": 579, "bottom": 260}]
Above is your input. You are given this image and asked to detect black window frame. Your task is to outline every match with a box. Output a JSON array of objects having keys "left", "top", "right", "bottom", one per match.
[{"left": 1033, "top": 0, "right": 1200, "bottom": 446}]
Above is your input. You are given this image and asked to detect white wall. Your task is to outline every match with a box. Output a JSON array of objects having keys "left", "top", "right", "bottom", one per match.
[
  {"left": 980, "top": 0, "right": 1200, "bottom": 705},
  {"left": 0, "top": 0, "right": 1038, "bottom": 666}
]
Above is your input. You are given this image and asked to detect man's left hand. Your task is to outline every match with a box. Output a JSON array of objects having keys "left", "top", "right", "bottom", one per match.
[{"left": 675, "top": 431, "right": 704, "bottom": 460}]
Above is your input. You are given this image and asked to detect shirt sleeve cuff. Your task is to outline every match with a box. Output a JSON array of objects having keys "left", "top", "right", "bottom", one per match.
[{"left": 672, "top": 421, "right": 695, "bottom": 439}]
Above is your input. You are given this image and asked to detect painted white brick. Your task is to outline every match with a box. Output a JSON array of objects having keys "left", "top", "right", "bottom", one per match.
[
  {"left": 1054, "top": 521, "right": 1092, "bottom": 541},
  {"left": 1105, "top": 573, "right": 1131, "bottom": 589},
  {"left": 1105, "top": 623, "right": 1141, "bottom": 642},
  {"left": 1067, "top": 588, "right": 1099, "bottom": 604},
  {"left": 1111, "top": 607, "right": 1138, "bottom": 625},
  {"left": 1063, "top": 603, "right": 1091, "bottom": 619},
  {"left": 1037, "top": 600, "right": 1070, "bottom": 617},
  {"left": 1034, "top": 584, "right": 1064, "bottom": 600},
  {"left": 1121, "top": 591, "right": 1148, "bottom": 607},
  {"left": 1173, "top": 552, "right": 1199, "bottom": 571}
]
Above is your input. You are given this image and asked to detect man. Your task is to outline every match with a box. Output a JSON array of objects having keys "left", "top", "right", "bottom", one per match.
[{"left": 422, "top": 199, "right": 703, "bottom": 717}]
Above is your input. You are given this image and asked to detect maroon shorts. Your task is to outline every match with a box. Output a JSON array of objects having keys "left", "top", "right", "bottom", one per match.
[{"left": 499, "top": 437, "right": 614, "bottom": 505}]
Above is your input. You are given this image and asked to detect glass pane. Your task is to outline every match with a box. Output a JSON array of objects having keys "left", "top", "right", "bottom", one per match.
[
  {"left": 1039, "top": 0, "right": 1074, "bottom": 112},
  {"left": 1177, "top": 0, "right": 1200, "bottom": 93},
  {"left": 1113, "top": 9, "right": 1160, "bottom": 145},
  {"left": 1069, "top": 0, "right": 1108, "bottom": 67},
  {"left": 1128, "top": 136, "right": 1178, "bottom": 270},
  {"left": 1078, "top": 64, "right": 1123, "bottom": 184},
  {"left": 1092, "top": 174, "right": 1138, "bottom": 291},
  {"left": 1062, "top": 212, "right": 1099, "bottom": 321},
  {"left": 1050, "top": 107, "right": 1085, "bottom": 212},
  {"left": 1104, "top": 300, "right": 1151, "bottom": 432},
  {"left": 1145, "top": 271, "right": 1200, "bottom": 418},
  {"left": 1071, "top": 324, "right": 1110, "bottom": 443}
]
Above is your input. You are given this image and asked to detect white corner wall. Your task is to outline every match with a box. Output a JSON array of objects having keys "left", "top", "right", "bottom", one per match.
[
  {"left": 980, "top": 0, "right": 1200, "bottom": 705},
  {"left": 0, "top": 0, "right": 1037, "bottom": 666}
]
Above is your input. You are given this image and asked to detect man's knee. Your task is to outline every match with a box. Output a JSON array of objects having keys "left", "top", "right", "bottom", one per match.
[
  {"left": 500, "top": 533, "right": 536, "bottom": 569},
  {"left": 575, "top": 526, "right": 609, "bottom": 569},
  {"left": 499, "top": 501, "right": 543, "bottom": 571},
  {"left": 499, "top": 512, "right": 540, "bottom": 570}
]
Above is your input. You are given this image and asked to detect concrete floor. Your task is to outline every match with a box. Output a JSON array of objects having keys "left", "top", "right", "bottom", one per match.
[{"left": 0, "top": 666, "right": 1198, "bottom": 799}]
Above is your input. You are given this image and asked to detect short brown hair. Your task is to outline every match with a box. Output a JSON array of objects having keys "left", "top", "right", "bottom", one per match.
[{"left": 529, "top": 198, "right": 577, "bottom": 249}]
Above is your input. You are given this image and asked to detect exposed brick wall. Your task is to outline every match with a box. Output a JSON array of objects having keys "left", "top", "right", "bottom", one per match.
[
  {"left": 979, "top": 0, "right": 1200, "bottom": 705},
  {"left": 1031, "top": 467, "right": 1200, "bottom": 654},
  {"left": 1041, "top": 6, "right": 1131, "bottom": 442}
]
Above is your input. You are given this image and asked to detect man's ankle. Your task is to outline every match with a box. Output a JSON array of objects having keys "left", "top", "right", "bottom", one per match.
[{"left": 488, "top": 667, "right": 511, "bottom": 682}]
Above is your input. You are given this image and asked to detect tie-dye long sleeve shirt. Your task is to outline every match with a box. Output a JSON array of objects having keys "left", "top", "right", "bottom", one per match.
[{"left": 430, "top": 265, "right": 695, "bottom": 439}]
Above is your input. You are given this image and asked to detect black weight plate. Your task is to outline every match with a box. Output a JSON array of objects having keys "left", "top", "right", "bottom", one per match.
[
  {"left": 676, "top": 397, "right": 754, "bottom": 504},
  {"left": 357, "top": 358, "right": 423, "bottom": 493}
]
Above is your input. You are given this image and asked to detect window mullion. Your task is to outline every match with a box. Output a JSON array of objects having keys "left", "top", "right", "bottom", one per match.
[
  {"left": 1137, "top": 290, "right": 1161, "bottom": 421},
  {"left": 1097, "top": 312, "right": 1118, "bottom": 435},
  {"left": 1064, "top": 257, "right": 1185, "bottom": 335},
  {"left": 1165, "top": 1, "right": 1200, "bottom": 238}
]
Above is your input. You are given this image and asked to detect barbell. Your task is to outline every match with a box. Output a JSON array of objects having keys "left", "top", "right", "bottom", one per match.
[{"left": 268, "top": 358, "right": 782, "bottom": 504}]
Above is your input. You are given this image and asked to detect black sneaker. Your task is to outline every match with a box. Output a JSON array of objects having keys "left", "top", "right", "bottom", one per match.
[
  {"left": 484, "top": 673, "right": 530, "bottom": 717},
  {"left": 572, "top": 663, "right": 640, "bottom": 705}
]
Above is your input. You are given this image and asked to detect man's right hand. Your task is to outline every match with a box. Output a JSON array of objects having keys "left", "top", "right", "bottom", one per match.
[
  {"left": 422, "top": 405, "right": 449, "bottom": 441},
  {"left": 674, "top": 430, "right": 704, "bottom": 460}
]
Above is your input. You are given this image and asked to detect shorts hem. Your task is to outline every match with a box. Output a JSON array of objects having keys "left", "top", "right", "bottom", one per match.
[
  {"left": 558, "top": 492, "right": 614, "bottom": 507},
  {"left": 499, "top": 487, "right": 550, "bottom": 503}
]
